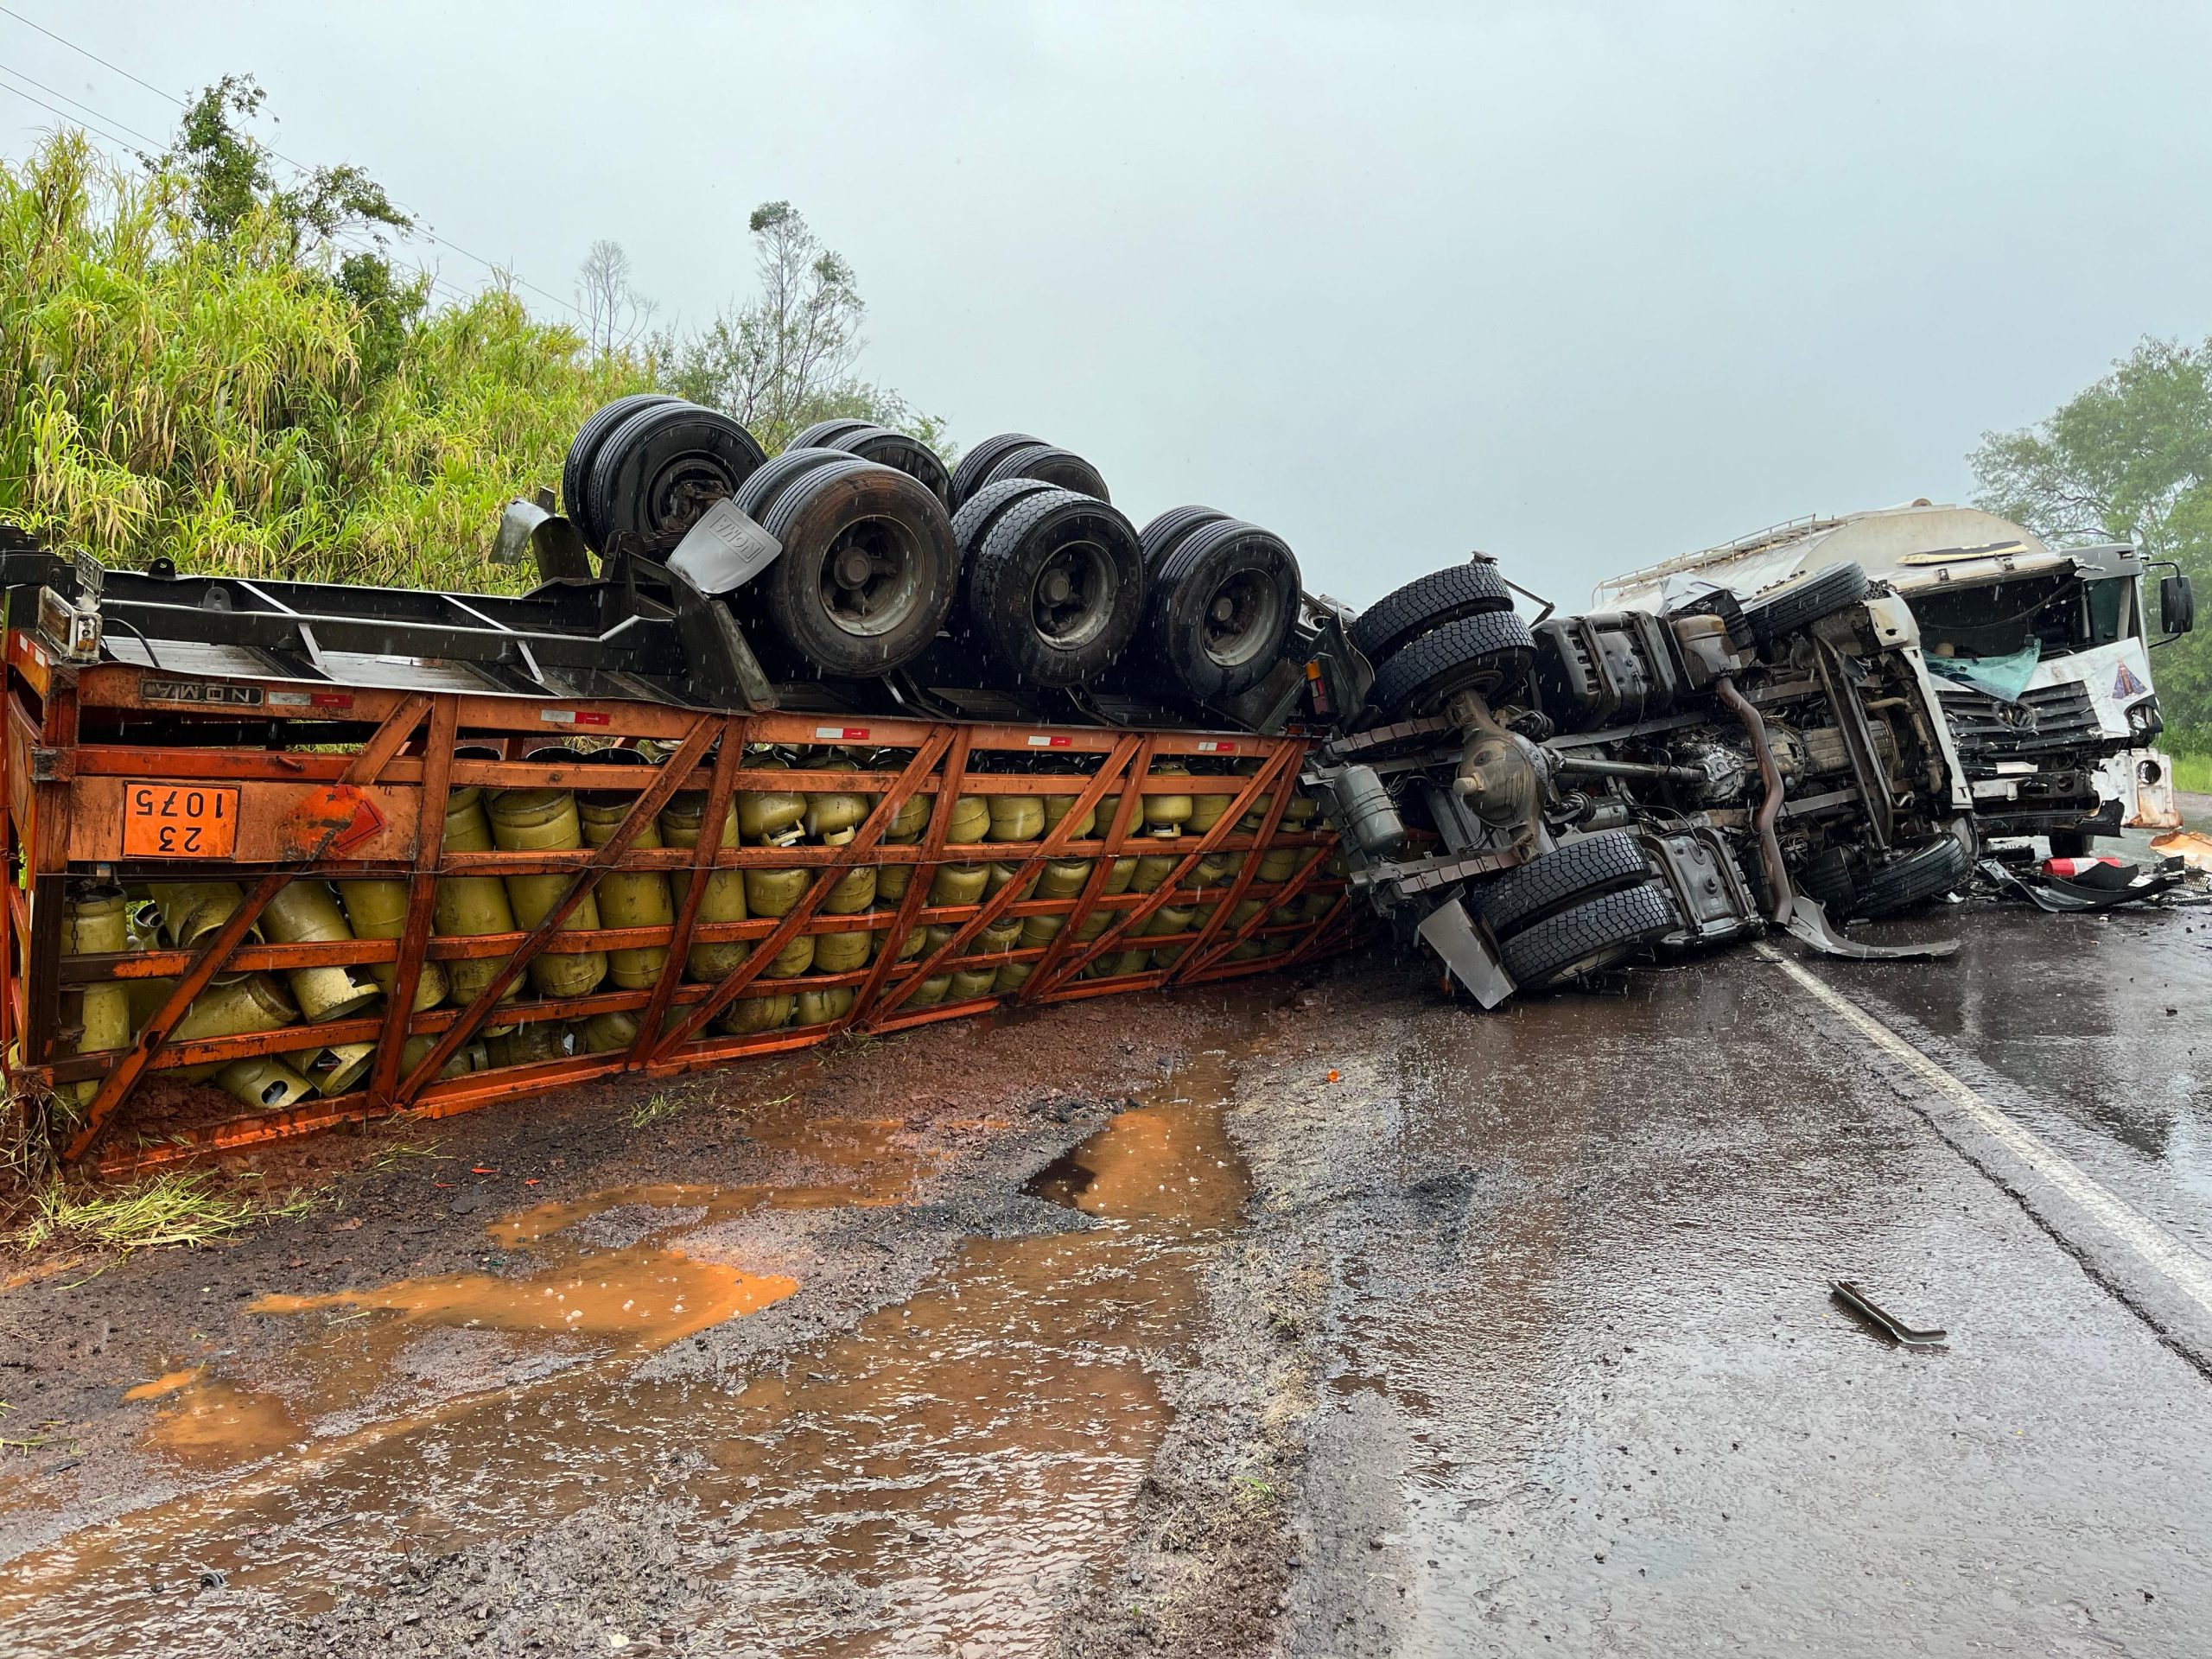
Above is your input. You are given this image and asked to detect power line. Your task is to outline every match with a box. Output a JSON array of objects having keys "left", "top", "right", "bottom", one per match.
[
  {"left": 0, "top": 2, "right": 179, "bottom": 108},
  {"left": 0, "top": 59, "right": 165, "bottom": 149},
  {"left": 0, "top": 4, "right": 588, "bottom": 321},
  {"left": 0, "top": 76, "right": 138, "bottom": 154}
]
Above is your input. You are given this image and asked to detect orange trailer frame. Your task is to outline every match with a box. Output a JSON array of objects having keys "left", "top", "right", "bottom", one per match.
[{"left": 3, "top": 632, "right": 1348, "bottom": 1176}]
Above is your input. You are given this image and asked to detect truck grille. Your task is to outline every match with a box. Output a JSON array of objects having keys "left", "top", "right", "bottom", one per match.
[{"left": 1936, "top": 679, "right": 2112, "bottom": 766}]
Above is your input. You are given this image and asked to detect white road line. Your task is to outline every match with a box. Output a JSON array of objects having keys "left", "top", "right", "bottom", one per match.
[{"left": 1756, "top": 942, "right": 2212, "bottom": 1320}]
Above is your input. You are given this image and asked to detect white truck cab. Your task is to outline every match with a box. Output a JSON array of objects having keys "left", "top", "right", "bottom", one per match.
[{"left": 1596, "top": 503, "right": 2195, "bottom": 851}]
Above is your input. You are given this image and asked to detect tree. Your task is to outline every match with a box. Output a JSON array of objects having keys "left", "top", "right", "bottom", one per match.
[
  {"left": 1971, "top": 337, "right": 2212, "bottom": 741},
  {"left": 156, "top": 74, "right": 425, "bottom": 384},
  {"left": 575, "top": 238, "right": 657, "bottom": 359},
  {"left": 668, "top": 200, "right": 947, "bottom": 455}
]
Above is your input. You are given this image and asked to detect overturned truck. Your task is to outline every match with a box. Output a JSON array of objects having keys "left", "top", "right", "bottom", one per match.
[{"left": 1306, "top": 553, "right": 1972, "bottom": 1005}]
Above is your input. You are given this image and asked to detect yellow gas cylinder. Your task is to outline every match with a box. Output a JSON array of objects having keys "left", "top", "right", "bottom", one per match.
[
  {"left": 977, "top": 916, "right": 1024, "bottom": 956},
  {"left": 984, "top": 861, "right": 1039, "bottom": 902},
  {"left": 876, "top": 860, "right": 913, "bottom": 903},
  {"left": 796, "top": 986, "right": 856, "bottom": 1026},
  {"left": 434, "top": 775, "right": 523, "bottom": 1015},
  {"left": 1256, "top": 847, "right": 1300, "bottom": 883},
  {"left": 170, "top": 974, "right": 297, "bottom": 1082},
  {"left": 929, "top": 863, "right": 989, "bottom": 906},
  {"left": 1143, "top": 763, "right": 1193, "bottom": 836},
  {"left": 215, "top": 1055, "right": 315, "bottom": 1111},
  {"left": 147, "top": 881, "right": 262, "bottom": 950},
  {"left": 804, "top": 758, "right": 875, "bottom": 846},
  {"left": 757, "top": 934, "right": 815, "bottom": 978},
  {"left": 260, "top": 880, "right": 382, "bottom": 1024},
  {"left": 823, "top": 864, "right": 878, "bottom": 915},
  {"left": 1191, "top": 851, "right": 1239, "bottom": 892},
  {"left": 893, "top": 925, "right": 925, "bottom": 961},
  {"left": 1103, "top": 857, "right": 1137, "bottom": 895},
  {"left": 1132, "top": 853, "right": 1180, "bottom": 894},
  {"left": 661, "top": 791, "right": 752, "bottom": 981},
  {"left": 1145, "top": 903, "right": 1198, "bottom": 939},
  {"left": 488, "top": 762, "right": 608, "bottom": 999},
  {"left": 994, "top": 961, "right": 1033, "bottom": 994},
  {"left": 717, "top": 993, "right": 795, "bottom": 1034},
  {"left": 883, "top": 786, "right": 930, "bottom": 844},
  {"left": 1269, "top": 903, "right": 1304, "bottom": 928},
  {"left": 1283, "top": 791, "right": 1320, "bottom": 826},
  {"left": 741, "top": 864, "right": 809, "bottom": 921},
  {"left": 576, "top": 753, "right": 675, "bottom": 992},
  {"left": 125, "top": 976, "right": 175, "bottom": 1031},
  {"left": 1300, "top": 890, "right": 1338, "bottom": 920},
  {"left": 1071, "top": 908, "right": 1116, "bottom": 944},
  {"left": 736, "top": 753, "right": 809, "bottom": 846},
  {"left": 949, "top": 966, "right": 1000, "bottom": 1000},
  {"left": 945, "top": 795, "right": 991, "bottom": 845},
  {"left": 1017, "top": 912, "right": 1065, "bottom": 950},
  {"left": 299, "top": 1040, "right": 375, "bottom": 1096},
  {"left": 1230, "top": 897, "right": 1268, "bottom": 931},
  {"left": 335, "top": 881, "right": 448, "bottom": 1012},
  {"left": 1034, "top": 858, "right": 1092, "bottom": 899},
  {"left": 988, "top": 794, "right": 1045, "bottom": 842},
  {"left": 811, "top": 927, "right": 874, "bottom": 974},
  {"left": 1186, "top": 785, "right": 1236, "bottom": 836},
  {"left": 62, "top": 885, "right": 131, "bottom": 1105},
  {"left": 1042, "top": 791, "right": 1096, "bottom": 840},
  {"left": 401, "top": 1033, "right": 487, "bottom": 1081},
  {"left": 577, "top": 1009, "right": 640, "bottom": 1054},
  {"left": 487, "top": 1020, "right": 572, "bottom": 1068},
  {"left": 1091, "top": 792, "right": 1123, "bottom": 839},
  {"left": 904, "top": 975, "right": 951, "bottom": 1009},
  {"left": 1091, "top": 949, "right": 1152, "bottom": 979}
]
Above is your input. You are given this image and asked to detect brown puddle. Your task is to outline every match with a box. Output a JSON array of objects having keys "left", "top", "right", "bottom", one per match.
[{"left": 0, "top": 1052, "right": 1255, "bottom": 1656}]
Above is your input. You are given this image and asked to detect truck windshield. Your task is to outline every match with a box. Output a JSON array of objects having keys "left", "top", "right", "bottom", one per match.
[{"left": 1906, "top": 570, "right": 2126, "bottom": 661}]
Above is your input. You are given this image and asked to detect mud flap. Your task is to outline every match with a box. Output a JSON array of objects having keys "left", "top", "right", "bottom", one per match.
[
  {"left": 1415, "top": 897, "right": 1516, "bottom": 1008},
  {"left": 1782, "top": 895, "right": 1958, "bottom": 960}
]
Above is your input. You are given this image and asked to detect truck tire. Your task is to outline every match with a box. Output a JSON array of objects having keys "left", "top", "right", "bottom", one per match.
[
  {"left": 949, "top": 432, "right": 1044, "bottom": 511},
  {"left": 1472, "top": 831, "right": 1655, "bottom": 938},
  {"left": 1350, "top": 559, "right": 1515, "bottom": 664},
  {"left": 587, "top": 402, "right": 766, "bottom": 556},
  {"left": 788, "top": 418, "right": 876, "bottom": 452},
  {"left": 1499, "top": 880, "right": 1681, "bottom": 990},
  {"left": 794, "top": 421, "right": 953, "bottom": 508},
  {"left": 1140, "top": 505, "right": 1231, "bottom": 569},
  {"left": 1793, "top": 846, "right": 1856, "bottom": 916},
  {"left": 1851, "top": 835, "right": 1969, "bottom": 918},
  {"left": 750, "top": 455, "right": 960, "bottom": 677},
  {"left": 1739, "top": 562, "right": 1868, "bottom": 646},
  {"left": 965, "top": 486, "right": 1146, "bottom": 686},
  {"left": 978, "top": 442, "right": 1111, "bottom": 504},
  {"left": 1370, "top": 608, "right": 1535, "bottom": 716},
  {"left": 1141, "top": 518, "right": 1300, "bottom": 702},
  {"left": 564, "top": 394, "right": 678, "bottom": 549}
]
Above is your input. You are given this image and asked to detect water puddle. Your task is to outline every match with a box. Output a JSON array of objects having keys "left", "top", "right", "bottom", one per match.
[{"left": 0, "top": 1052, "right": 1256, "bottom": 1656}]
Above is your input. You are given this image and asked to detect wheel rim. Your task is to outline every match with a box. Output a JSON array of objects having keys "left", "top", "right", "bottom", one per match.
[
  {"left": 640, "top": 448, "right": 741, "bottom": 540},
  {"left": 814, "top": 517, "right": 924, "bottom": 638},
  {"left": 1201, "top": 566, "right": 1283, "bottom": 670},
  {"left": 1031, "top": 539, "right": 1118, "bottom": 650}
]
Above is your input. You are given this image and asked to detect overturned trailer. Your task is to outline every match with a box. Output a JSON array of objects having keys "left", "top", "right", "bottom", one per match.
[{"left": 2, "top": 396, "right": 1389, "bottom": 1173}]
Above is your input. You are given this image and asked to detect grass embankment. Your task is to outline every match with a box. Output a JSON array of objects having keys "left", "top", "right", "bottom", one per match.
[{"left": 2169, "top": 751, "right": 2211, "bottom": 798}]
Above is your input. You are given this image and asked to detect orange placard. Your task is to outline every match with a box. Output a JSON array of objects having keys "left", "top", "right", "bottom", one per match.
[{"left": 121, "top": 782, "right": 239, "bottom": 858}]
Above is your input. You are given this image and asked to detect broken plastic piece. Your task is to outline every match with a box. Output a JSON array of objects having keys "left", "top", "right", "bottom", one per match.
[{"left": 1831, "top": 1280, "right": 1947, "bottom": 1348}]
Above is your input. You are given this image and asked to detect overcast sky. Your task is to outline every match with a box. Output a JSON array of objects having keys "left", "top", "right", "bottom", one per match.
[{"left": 9, "top": 2, "right": 2211, "bottom": 607}]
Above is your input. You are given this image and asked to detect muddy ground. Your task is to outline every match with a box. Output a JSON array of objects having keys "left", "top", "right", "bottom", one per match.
[{"left": 4, "top": 882, "right": 2212, "bottom": 1656}]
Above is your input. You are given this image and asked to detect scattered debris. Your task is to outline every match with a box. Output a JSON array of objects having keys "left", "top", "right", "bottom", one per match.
[{"left": 1831, "top": 1281, "right": 1948, "bottom": 1349}]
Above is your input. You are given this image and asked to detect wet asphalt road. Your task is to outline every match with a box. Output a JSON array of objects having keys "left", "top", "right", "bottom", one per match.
[{"left": 1274, "top": 896, "right": 2212, "bottom": 1657}]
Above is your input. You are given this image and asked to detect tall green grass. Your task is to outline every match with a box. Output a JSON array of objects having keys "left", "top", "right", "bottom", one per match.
[
  {"left": 2169, "top": 751, "right": 2212, "bottom": 797},
  {"left": 0, "top": 131, "right": 653, "bottom": 593}
]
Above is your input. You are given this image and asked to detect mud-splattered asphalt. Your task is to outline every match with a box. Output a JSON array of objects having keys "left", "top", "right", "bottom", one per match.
[{"left": 3, "top": 887, "right": 2210, "bottom": 1656}]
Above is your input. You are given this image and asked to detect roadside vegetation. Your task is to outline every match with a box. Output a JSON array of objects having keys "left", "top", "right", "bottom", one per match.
[
  {"left": 1973, "top": 336, "right": 2212, "bottom": 772},
  {"left": 0, "top": 76, "right": 940, "bottom": 594},
  {"left": 6, "top": 1168, "right": 314, "bottom": 1260}
]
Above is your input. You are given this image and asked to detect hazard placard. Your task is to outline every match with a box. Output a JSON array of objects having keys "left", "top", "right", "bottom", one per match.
[{"left": 121, "top": 782, "right": 239, "bottom": 858}]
